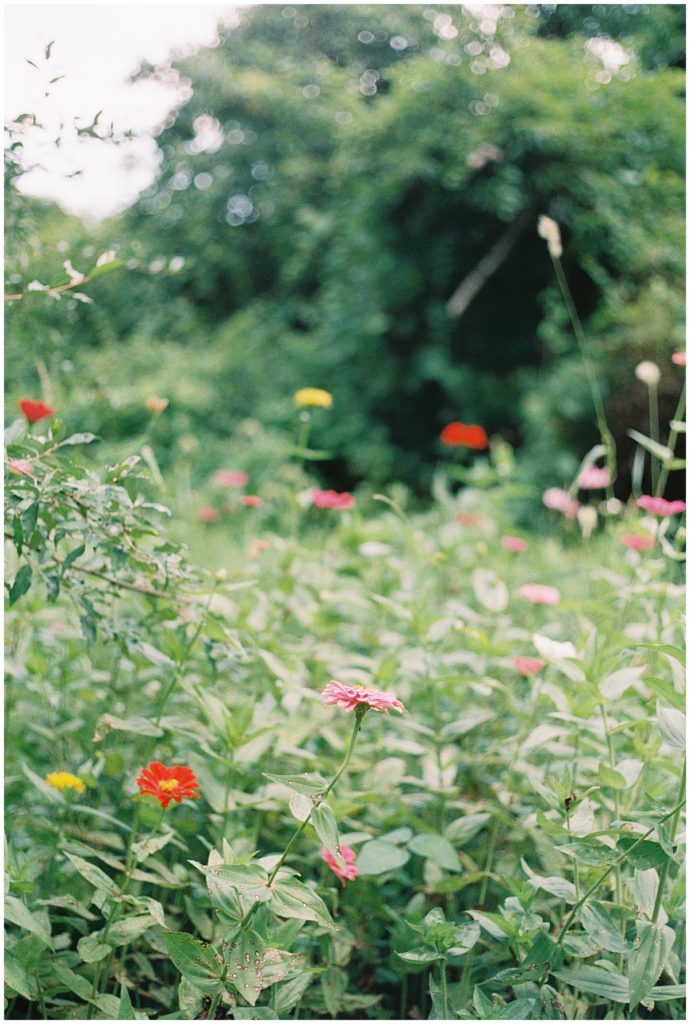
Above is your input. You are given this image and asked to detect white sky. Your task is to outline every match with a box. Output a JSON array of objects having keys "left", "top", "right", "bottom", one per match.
[{"left": 4, "top": 3, "right": 241, "bottom": 219}]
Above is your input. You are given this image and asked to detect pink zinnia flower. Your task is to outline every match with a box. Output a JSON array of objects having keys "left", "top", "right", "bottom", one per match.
[
  {"left": 543, "top": 487, "right": 580, "bottom": 519},
  {"left": 577, "top": 466, "right": 611, "bottom": 490},
  {"left": 322, "top": 844, "right": 358, "bottom": 886},
  {"left": 501, "top": 536, "right": 527, "bottom": 553},
  {"left": 672, "top": 352, "right": 686, "bottom": 366},
  {"left": 519, "top": 583, "right": 561, "bottom": 606},
  {"left": 312, "top": 489, "right": 355, "bottom": 510},
  {"left": 513, "top": 656, "right": 546, "bottom": 677},
  {"left": 196, "top": 506, "right": 221, "bottom": 523},
  {"left": 7, "top": 459, "right": 34, "bottom": 477},
  {"left": 240, "top": 494, "right": 263, "bottom": 507},
  {"left": 249, "top": 538, "right": 271, "bottom": 558},
  {"left": 214, "top": 470, "right": 248, "bottom": 488},
  {"left": 321, "top": 680, "right": 404, "bottom": 714},
  {"left": 637, "top": 496, "right": 686, "bottom": 517},
  {"left": 622, "top": 533, "right": 654, "bottom": 552}
]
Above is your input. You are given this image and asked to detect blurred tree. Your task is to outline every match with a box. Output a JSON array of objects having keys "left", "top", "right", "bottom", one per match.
[{"left": 6, "top": 4, "right": 685, "bottom": 497}]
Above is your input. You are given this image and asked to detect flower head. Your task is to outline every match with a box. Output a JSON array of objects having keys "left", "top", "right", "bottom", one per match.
[
  {"left": 321, "top": 680, "right": 404, "bottom": 715},
  {"left": 519, "top": 583, "right": 561, "bottom": 606},
  {"left": 635, "top": 361, "right": 661, "bottom": 387},
  {"left": 542, "top": 487, "right": 580, "bottom": 519},
  {"left": 294, "top": 387, "right": 333, "bottom": 409},
  {"left": 537, "top": 215, "right": 563, "bottom": 259},
  {"left": 196, "top": 506, "right": 221, "bottom": 523},
  {"left": 135, "top": 761, "right": 201, "bottom": 809},
  {"left": 45, "top": 771, "right": 85, "bottom": 794},
  {"left": 672, "top": 352, "right": 686, "bottom": 367},
  {"left": 637, "top": 495, "right": 686, "bottom": 518},
  {"left": 249, "top": 538, "right": 271, "bottom": 558},
  {"left": 214, "top": 470, "right": 248, "bottom": 488},
  {"left": 501, "top": 536, "right": 527, "bottom": 553},
  {"left": 146, "top": 397, "right": 169, "bottom": 414},
  {"left": 440, "top": 422, "right": 489, "bottom": 449},
  {"left": 19, "top": 398, "right": 55, "bottom": 423},
  {"left": 322, "top": 844, "right": 358, "bottom": 886},
  {"left": 622, "top": 533, "right": 654, "bottom": 552},
  {"left": 513, "top": 656, "right": 546, "bottom": 677},
  {"left": 577, "top": 465, "right": 611, "bottom": 490},
  {"left": 240, "top": 494, "right": 263, "bottom": 507},
  {"left": 312, "top": 489, "right": 355, "bottom": 510}
]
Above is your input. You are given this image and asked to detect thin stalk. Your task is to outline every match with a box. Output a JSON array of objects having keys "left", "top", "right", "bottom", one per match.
[
  {"left": 240, "top": 710, "right": 364, "bottom": 932},
  {"left": 648, "top": 383, "right": 660, "bottom": 493},
  {"left": 599, "top": 704, "right": 624, "bottom": 918},
  {"left": 438, "top": 958, "right": 450, "bottom": 1020},
  {"left": 656, "top": 385, "right": 686, "bottom": 498},
  {"left": 651, "top": 759, "right": 686, "bottom": 924},
  {"left": 551, "top": 256, "right": 616, "bottom": 482},
  {"left": 547, "top": 796, "right": 686, "bottom": 974},
  {"left": 207, "top": 965, "right": 228, "bottom": 1019}
]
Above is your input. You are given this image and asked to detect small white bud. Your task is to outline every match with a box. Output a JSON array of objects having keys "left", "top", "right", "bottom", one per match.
[
  {"left": 537, "top": 215, "right": 563, "bottom": 259},
  {"left": 635, "top": 361, "right": 661, "bottom": 387},
  {"left": 577, "top": 505, "right": 598, "bottom": 540}
]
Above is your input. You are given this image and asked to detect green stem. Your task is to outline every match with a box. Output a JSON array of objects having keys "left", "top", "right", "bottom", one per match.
[
  {"left": 599, "top": 703, "right": 623, "bottom": 916},
  {"left": 656, "top": 385, "right": 686, "bottom": 498},
  {"left": 648, "top": 383, "right": 660, "bottom": 493},
  {"left": 207, "top": 965, "right": 228, "bottom": 1019},
  {"left": 438, "top": 958, "right": 450, "bottom": 1020},
  {"left": 549, "top": 797, "right": 686, "bottom": 966},
  {"left": 241, "top": 710, "right": 364, "bottom": 931},
  {"left": 551, "top": 256, "right": 616, "bottom": 481},
  {"left": 651, "top": 759, "right": 686, "bottom": 924}
]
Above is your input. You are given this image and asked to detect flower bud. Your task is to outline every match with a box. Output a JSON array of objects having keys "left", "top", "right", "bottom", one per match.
[
  {"left": 635, "top": 361, "right": 660, "bottom": 387},
  {"left": 537, "top": 215, "right": 563, "bottom": 259}
]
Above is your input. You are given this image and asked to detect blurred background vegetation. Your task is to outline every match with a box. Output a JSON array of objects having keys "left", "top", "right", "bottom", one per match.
[{"left": 5, "top": 3, "right": 685, "bottom": 509}]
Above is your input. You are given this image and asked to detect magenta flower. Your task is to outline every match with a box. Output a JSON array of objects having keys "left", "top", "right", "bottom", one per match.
[
  {"left": 501, "top": 536, "right": 527, "bottom": 553},
  {"left": 577, "top": 466, "right": 611, "bottom": 490},
  {"left": 196, "top": 506, "right": 221, "bottom": 523},
  {"left": 312, "top": 489, "right": 355, "bottom": 510},
  {"left": 637, "top": 496, "right": 686, "bottom": 517},
  {"left": 672, "top": 352, "right": 686, "bottom": 366},
  {"left": 214, "top": 470, "right": 248, "bottom": 488},
  {"left": 622, "top": 533, "right": 654, "bottom": 552},
  {"left": 513, "top": 656, "right": 546, "bottom": 677},
  {"left": 322, "top": 844, "right": 358, "bottom": 886},
  {"left": 240, "top": 494, "right": 263, "bottom": 507},
  {"left": 321, "top": 680, "right": 404, "bottom": 714},
  {"left": 519, "top": 583, "right": 561, "bottom": 606},
  {"left": 543, "top": 487, "right": 580, "bottom": 519}
]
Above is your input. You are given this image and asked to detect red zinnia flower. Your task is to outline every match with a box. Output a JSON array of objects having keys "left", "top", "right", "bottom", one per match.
[
  {"left": 135, "top": 761, "right": 201, "bottom": 809},
  {"left": 214, "top": 470, "right": 248, "bottom": 488},
  {"left": 196, "top": 506, "right": 221, "bottom": 523},
  {"left": 240, "top": 494, "right": 263, "bottom": 507},
  {"left": 622, "top": 533, "right": 654, "bottom": 552},
  {"left": 312, "top": 489, "right": 355, "bottom": 510},
  {"left": 19, "top": 398, "right": 55, "bottom": 423},
  {"left": 322, "top": 844, "right": 358, "bottom": 886},
  {"left": 440, "top": 422, "right": 489, "bottom": 449},
  {"left": 513, "top": 655, "right": 546, "bottom": 677},
  {"left": 501, "top": 536, "right": 527, "bottom": 553},
  {"left": 637, "top": 496, "right": 686, "bottom": 517}
]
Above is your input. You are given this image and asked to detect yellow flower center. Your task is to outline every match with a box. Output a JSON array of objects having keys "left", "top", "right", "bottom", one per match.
[{"left": 159, "top": 778, "right": 180, "bottom": 792}]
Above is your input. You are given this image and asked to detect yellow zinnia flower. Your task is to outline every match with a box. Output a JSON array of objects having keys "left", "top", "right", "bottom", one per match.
[
  {"left": 45, "top": 771, "right": 85, "bottom": 794},
  {"left": 293, "top": 387, "right": 333, "bottom": 409}
]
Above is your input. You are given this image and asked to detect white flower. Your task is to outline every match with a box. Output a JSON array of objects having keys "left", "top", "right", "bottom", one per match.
[
  {"left": 537, "top": 215, "right": 563, "bottom": 259},
  {"left": 577, "top": 505, "right": 598, "bottom": 540},
  {"left": 635, "top": 361, "right": 661, "bottom": 387}
]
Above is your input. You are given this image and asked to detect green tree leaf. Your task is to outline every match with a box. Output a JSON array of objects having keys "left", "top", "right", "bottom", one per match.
[{"left": 629, "top": 921, "right": 675, "bottom": 1009}]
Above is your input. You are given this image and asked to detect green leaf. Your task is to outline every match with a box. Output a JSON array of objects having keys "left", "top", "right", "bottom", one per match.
[
  {"left": 409, "top": 833, "right": 461, "bottom": 871},
  {"left": 52, "top": 960, "right": 93, "bottom": 1000},
  {"left": 200, "top": 863, "right": 272, "bottom": 910},
  {"left": 269, "top": 877, "right": 335, "bottom": 929},
  {"left": 9, "top": 564, "right": 32, "bottom": 605},
  {"left": 555, "top": 966, "right": 629, "bottom": 1003},
  {"left": 616, "top": 836, "right": 667, "bottom": 869},
  {"left": 598, "top": 763, "right": 627, "bottom": 789},
  {"left": 4, "top": 950, "right": 36, "bottom": 1000},
  {"left": 56, "top": 432, "right": 99, "bottom": 447},
  {"left": 396, "top": 947, "right": 440, "bottom": 964},
  {"left": 311, "top": 801, "right": 341, "bottom": 863},
  {"left": 65, "top": 852, "right": 119, "bottom": 895},
  {"left": 132, "top": 830, "right": 174, "bottom": 862},
  {"left": 356, "top": 839, "right": 410, "bottom": 876},
  {"left": 321, "top": 965, "right": 347, "bottom": 1017},
  {"left": 118, "top": 981, "right": 144, "bottom": 1019},
  {"left": 493, "top": 998, "right": 536, "bottom": 1019},
  {"left": 274, "top": 972, "right": 313, "bottom": 1014},
  {"left": 627, "top": 429, "right": 672, "bottom": 462},
  {"left": 579, "top": 902, "right": 629, "bottom": 953},
  {"left": 224, "top": 929, "right": 265, "bottom": 1005},
  {"left": 163, "top": 932, "right": 223, "bottom": 994},
  {"left": 77, "top": 934, "right": 112, "bottom": 963},
  {"left": 648, "top": 984, "right": 686, "bottom": 1002},
  {"left": 178, "top": 976, "right": 205, "bottom": 1018},
  {"left": 4, "top": 896, "right": 52, "bottom": 947},
  {"left": 60, "top": 543, "right": 85, "bottom": 576},
  {"left": 109, "top": 915, "right": 156, "bottom": 946},
  {"left": 656, "top": 703, "right": 685, "bottom": 749},
  {"left": 263, "top": 771, "right": 328, "bottom": 796},
  {"left": 629, "top": 921, "right": 675, "bottom": 1009}
]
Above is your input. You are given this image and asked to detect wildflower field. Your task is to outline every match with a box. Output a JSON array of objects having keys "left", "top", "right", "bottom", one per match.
[{"left": 4, "top": 4, "right": 686, "bottom": 1021}]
